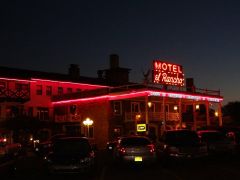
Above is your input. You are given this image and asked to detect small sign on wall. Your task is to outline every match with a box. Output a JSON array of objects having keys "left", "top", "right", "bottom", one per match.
[{"left": 137, "top": 124, "right": 146, "bottom": 132}]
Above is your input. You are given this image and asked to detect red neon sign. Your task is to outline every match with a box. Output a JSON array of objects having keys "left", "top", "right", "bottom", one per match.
[{"left": 153, "top": 60, "right": 184, "bottom": 86}]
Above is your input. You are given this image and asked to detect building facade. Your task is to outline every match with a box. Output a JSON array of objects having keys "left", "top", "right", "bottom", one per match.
[{"left": 0, "top": 55, "right": 223, "bottom": 149}]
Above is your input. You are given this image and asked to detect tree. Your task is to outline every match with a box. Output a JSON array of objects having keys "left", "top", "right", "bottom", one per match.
[{"left": 222, "top": 101, "right": 240, "bottom": 125}]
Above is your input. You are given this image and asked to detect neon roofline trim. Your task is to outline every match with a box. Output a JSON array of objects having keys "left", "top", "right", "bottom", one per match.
[
  {"left": 0, "top": 77, "right": 35, "bottom": 82},
  {"left": 31, "top": 78, "right": 109, "bottom": 87},
  {"left": 52, "top": 90, "right": 223, "bottom": 105}
]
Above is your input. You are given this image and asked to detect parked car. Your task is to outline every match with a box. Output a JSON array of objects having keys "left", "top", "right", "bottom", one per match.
[
  {"left": 197, "top": 129, "right": 236, "bottom": 155},
  {"left": 44, "top": 136, "right": 96, "bottom": 174},
  {"left": 113, "top": 136, "right": 157, "bottom": 164},
  {"left": 0, "top": 137, "right": 22, "bottom": 159},
  {"left": 157, "top": 129, "right": 208, "bottom": 161},
  {"left": 34, "top": 133, "right": 66, "bottom": 156}
]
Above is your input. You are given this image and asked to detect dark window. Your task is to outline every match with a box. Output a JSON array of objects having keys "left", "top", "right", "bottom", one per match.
[
  {"left": 37, "top": 107, "right": 49, "bottom": 120},
  {"left": 113, "top": 101, "right": 122, "bottom": 115},
  {"left": 58, "top": 87, "right": 63, "bottom": 95},
  {"left": 76, "top": 89, "right": 81, "bottom": 93},
  {"left": 0, "top": 81, "right": 5, "bottom": 89},
  {"left": 16, "top": 83, "right": 28, "bottom": 91},
  {"left": 46, "top": 86, "right": 52, "bottom": 96},
  {"left": 36, "top": 85, "right": 43, "bottom": 95},
  {"left": 67, "top": 88, "right": 72, "bottom": 94},
  {"left": 131, "top": 102, "right": 140, "bottom": 113}
]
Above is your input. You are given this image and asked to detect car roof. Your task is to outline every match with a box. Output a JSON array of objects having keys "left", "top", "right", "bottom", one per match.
[{"left": 197, "top": 130, "right": 220, "bottom": 133}]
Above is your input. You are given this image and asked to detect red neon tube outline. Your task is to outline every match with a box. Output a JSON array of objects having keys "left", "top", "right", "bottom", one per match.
[{"left": 52, "top": 90, "right": 223, "bottom": 105}]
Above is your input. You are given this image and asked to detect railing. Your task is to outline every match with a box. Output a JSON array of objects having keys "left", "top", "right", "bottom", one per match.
[
  {"left": 124, "top": 112, "right": 180, "bottom": 122},
  {"left": 52, "top": 83, "right": 221, "bottom": 101},
  {"left": 0, "top": 88, "right": 30, "bottom": 101}
]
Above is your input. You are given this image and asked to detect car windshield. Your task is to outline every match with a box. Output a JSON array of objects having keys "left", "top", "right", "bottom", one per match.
[
  {"left": 120, "top": 137, "right": 151, "bottom": 147},
  {"left": 201, "top": 132, "right": 226, "bottom": 142},
  {"left": 165, "top": 131, "right": 200, "bottom": 146},
  {"left": 52, "top": 138, "right": 91, "bottom": 155}
]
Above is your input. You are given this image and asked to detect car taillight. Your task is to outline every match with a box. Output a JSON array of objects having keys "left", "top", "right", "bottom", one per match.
[
  {"left": 119, "top": 147, "right": 126, "bottom": 154},
  {"left": 148, "top": 144, "right": 155, "bottom": 153},
  {"left": 89, "top": 151, "right": 95, "bottom": 158}
]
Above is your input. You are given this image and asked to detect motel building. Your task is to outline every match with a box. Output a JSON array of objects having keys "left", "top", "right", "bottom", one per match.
[{"left": 0, "top": 55, "right": 223, "bottom": 149}]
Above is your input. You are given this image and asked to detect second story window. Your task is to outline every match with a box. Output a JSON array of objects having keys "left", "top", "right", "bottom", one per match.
[
  {"left": 113, "top": 101, "right": 122, "bottom": 115},
  {"left": 0, "top": 81, "right": 6, "bottom": 89},
  {"left": 131, "top": 102, "right": 140, "bottom": 113},
  {"left": 76, "top": 88, "right": 81, "bottom": 93},
  {"left": 46, "top": 86, "right": 52, "bottom": 96},
  {"left": 36, "top": 85, "right": 43, "bottom": 95},
  {"left": 67, "top": 88, "right": 72, "bottom": 94},
  {"left": 58, "top": 87, "right": 63, "bottom": 95},
  {"left": 37, "top": 107, "right": 49, "bottom": 121},
  {"left": 16, "top": 83, "right": 28, "bottom": 91}
]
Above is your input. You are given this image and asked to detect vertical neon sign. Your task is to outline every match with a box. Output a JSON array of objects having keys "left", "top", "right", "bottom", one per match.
[{"left": 153, "top": 60, "right": 185, "bottom": 86}]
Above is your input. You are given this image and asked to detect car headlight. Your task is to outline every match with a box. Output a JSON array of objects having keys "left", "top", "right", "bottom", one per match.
[{"left": 80, "top": 157, "right": 91, "bottom": 163}]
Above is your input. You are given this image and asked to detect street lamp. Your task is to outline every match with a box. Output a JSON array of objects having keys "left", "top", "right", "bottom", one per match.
[{"left": 83, "top": 118, "right": 93, "bottom": 138}]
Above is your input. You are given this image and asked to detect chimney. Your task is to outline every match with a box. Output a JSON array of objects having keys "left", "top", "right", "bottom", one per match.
[
  {"left": 68, "top": 64, "right": 80, "bottom": 79},
  {"left": 110, "top": 54, "right": 119, "bottom": 69},
  {"left": 186, "top": 78, "right": 195, "bottom": 92}
]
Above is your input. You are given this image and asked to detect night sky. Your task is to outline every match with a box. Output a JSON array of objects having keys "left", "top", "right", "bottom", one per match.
[{"left": 2, "top": 0, "right": 240, "bottom": 105}]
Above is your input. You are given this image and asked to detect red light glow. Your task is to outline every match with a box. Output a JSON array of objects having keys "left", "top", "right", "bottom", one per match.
[
  {"left": 0, "top": 77, "right": 35, "bottom": 83},
  {"left": 153, "top": 60, "right": 184, "bottom": 86},
  {"left": 52, "top": 90, "right": 223, "bottom": 105},
  {"left": 31, "top": 78, "right": 109, "bottom": 88}
]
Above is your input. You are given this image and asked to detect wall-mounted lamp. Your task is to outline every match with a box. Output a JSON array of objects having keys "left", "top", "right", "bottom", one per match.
[
  {"left": 147, "top": 102, "right": 152, "bottom": 108},
  {"left": 174, "top": 105, "right": 178, "bottom": 111},
  {"left": 196, "top": 104, "right": 200, "bottom": 110},
  {"left": 135, "top": 114, "right": 141, "bottom": 120}
]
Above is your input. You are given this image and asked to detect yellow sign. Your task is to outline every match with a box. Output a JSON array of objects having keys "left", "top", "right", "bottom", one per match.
[{"left": 137, "top": 124, "right": 146, "bottom": 132}]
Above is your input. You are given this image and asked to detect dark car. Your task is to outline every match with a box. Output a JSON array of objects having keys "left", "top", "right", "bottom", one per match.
[
  {"left": 113, "top": 136, "right": 157, "bottom": 164},
  {"left": 44, "top": 137, "right": 96, "bottom": 174},
  {"left": 34, "top": 134, "right": 66, "bottom": 156},
  {"left": 197, "top": 130, "right": 236, "bottom": 155},
  {"left": 157, "top": 129, "right": 208, "bottom": 161}
]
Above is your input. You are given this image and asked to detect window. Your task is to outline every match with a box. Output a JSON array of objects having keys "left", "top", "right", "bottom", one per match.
[
  {"left": 46, "top": 86, "right": 52, "bottom": 96},
  {"left": 149, "top": 103, "right": 156, "bottom": 112},
  {"left": 58, "top": 87, "right": 63, "bottom": 95},
  {"left": 16, "top": 83, "right": 28, "bottom": 91},
  {"left": 131, "top": 102, "right": 140, "bottom": 113},
  {"left": 76, "top": 88, "right": 81, "bottom": 93},
  {"left": 0, "top": 82, "right": 6, "bottom": 89},
  {"left": 36, "top": 85, "right": 43, "bottom": 95},
  {"left": 161, "top": 104, "right": 169, "bottom": 112},
  {"left": 37, "top": 107, "right": 49, "bottom": 121},
  {"left": 113, "top": 101, "right": 122, "bottom": 115},
  {"left": 67, "top": 88, "right": 72, "bottom": 94},
  {"left": 89, "top": 127, "right": 94, "bottom": 138},
  {"left": 28, "top": 107, "right": 33, "bottom": 117}
]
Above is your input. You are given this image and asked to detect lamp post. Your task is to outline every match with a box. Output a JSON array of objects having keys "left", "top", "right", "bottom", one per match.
[{"left": 83, "top": 118, "right": 93, "bottom": 138}]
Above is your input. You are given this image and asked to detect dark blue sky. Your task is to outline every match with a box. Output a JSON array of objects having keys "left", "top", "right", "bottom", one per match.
[{"left": 2, "top": 0, "right": 240, "bottom": 105}]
